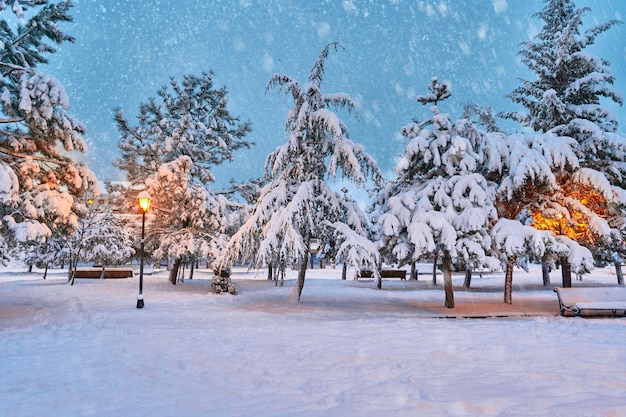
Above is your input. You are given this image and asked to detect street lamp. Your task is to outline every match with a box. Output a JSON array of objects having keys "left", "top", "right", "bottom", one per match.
[{"left": 137, "top": 191, "right": 152, "bottom": 308}]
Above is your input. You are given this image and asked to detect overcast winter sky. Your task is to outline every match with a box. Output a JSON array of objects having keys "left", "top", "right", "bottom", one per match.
[{"left": 43, "top": 0, "right": 626, "bottom": 188}]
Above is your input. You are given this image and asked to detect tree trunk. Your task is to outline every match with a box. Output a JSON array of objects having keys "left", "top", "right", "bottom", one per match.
[
  {"left": 28, "top": 264, "right": 33, "bottom": 273},
  {"left": 100, "top": 265, "right": 106, "bottom": 279},
  {"left": 615, "top": 260, "right": 624, "bottom": 286},
  {"left": 268, "top": 263, "right": 273, "bottom": 280},
  {"left": 462, "top": 267, "right": 472, "bottom": 288},
  {"left": 189, "top": 261, "right": 194, "bottom": 280},
  {"left": 68, "top": 257, "right": 78, "bottom": 286},
  {"left": 67, "top": 255, "right": 74, "bottom": 284},
  {"left": 442, "top": 252, "right": 454, "bottom": 308},
  {"left": 43, "top": 264, "right": 48, "bottom": 280},
  {"left": 169, "top": 257, "right": 183, "bottom": 285},
  {"left": 342, "top": 262, "right": 347, "bottom": 280},
  {"left": 410, "top": 261, "right": 417, "bottom": 280},
  {"left": 179, "top": 263, "right": 186, "bottom": 283},
  {"left": 290, "top": 251, "right": 309, "bottom": 303},
  {"left": 541, "top": 256, "right": 551, "bottom": 286},
  {"left": 278, "top": 263, "right": 285, "bottom": 287},
  {"left": 504, "top": 256, "right": 515, "bottom": 304},
  {"left": 432, "top": 254, "right": 438, "bottom": 285},
  {"left": 561, "top": 256, "right": 572, "bottom": 288}
]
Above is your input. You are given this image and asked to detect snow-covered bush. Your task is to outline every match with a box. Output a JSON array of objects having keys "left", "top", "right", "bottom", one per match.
[{"left": 210, "top": 272, "right": 237, "bottom": 295}]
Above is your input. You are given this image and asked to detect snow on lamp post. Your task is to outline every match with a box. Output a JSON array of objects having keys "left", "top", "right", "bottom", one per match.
[{"left": 137, "top": 191, "right": 152, "bottom": 309}]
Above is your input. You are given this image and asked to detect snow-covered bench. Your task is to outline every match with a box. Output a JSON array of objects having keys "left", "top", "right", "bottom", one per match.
[
  {"left": 74, "top": 268, "right": 134, "bottom": 279},
  {"left": 355, "top": 269, "right": 407, "bottom": 280},
  {"left": 554, "top": 287, "right": 626, "bottom": 317}
]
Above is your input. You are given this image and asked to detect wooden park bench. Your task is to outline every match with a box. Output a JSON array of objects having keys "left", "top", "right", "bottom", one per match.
[
  {"left": 554, "top": 287, "right": 626, "bottom": 317},
  {"left": 73, "top": 268, "right": 134, "bottom": 279},
  {"left": 355, "top": 269, "right": 407, "bottom": 280}
]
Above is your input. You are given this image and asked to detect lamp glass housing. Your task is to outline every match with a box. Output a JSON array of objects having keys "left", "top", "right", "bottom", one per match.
[{"left": 138, "top": 191, "right": 152, "bottom": 213}]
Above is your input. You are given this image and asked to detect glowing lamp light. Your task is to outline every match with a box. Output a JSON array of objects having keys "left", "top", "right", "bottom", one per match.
[
  {"left": 136, "top": 190, "right": 152, "bottom": 309},
  {"left": 138, "top": 191, "right": 152, "bottom": 213}
]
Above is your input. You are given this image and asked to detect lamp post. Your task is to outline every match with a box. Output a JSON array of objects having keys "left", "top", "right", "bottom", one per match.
[{"left": 137, "top": 191, "right": 152, "bottom": 308}]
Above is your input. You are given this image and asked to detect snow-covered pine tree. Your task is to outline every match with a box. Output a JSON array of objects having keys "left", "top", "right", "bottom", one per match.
[
  {"left": 463, "top": 101, "right": 597, "bottom": 298},
  {"left": 377, "top": 78, "right": 499, "bottom": 308},
  {"left": 80, "top": 202, "right": 135, "bottom": 279},
  {"left": 113, "top": 72, "right": 253, "bottom": 286},
  {"left": 0, "top": 1, "right": 98, "bottom": 263},
  {"left": 491, "top": 131, "right": 576, "bottom": 296},
  {"left": 502, "top": 0, "right": 626, "bottom": 286},
  {"left": 20, "top": 233, "right": 66, "bottom": 279},
  {"left": 61, "top": 197, "right": 105, "bottom": 285},
  {"left": 503, "top": 0, "right": 622, "bottom": 136},
  {"left": 221, "top": 43, "right": 382, "bottom": 301}
]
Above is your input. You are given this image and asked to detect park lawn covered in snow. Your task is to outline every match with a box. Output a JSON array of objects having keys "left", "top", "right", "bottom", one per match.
[{"left": 1, "top": 263, "right": 626, "bottom": 417}]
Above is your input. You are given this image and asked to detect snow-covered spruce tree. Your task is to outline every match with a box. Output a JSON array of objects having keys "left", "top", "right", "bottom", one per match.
[
  {"left": 464, "top": 103, "right": 598, "bottom": 298},
  {"left": 79, "top": 203, "right": 135, "bottom": 279},
  {"left": 206, "top": 192, "right": 250, "bottom": 293},
  {"left": 59, "top": 197, "right": 106, "bottom": 285},
  {"left": 377, "top": 78, "right": 499, "bottom": 308},
  {"left": 20, "top": 232, "right": 66, "bottom": 278},
  {"left": 0, "top": 1, "right": 98, "bottom": 263},
  {"left": 113, "top": 72, "right": 252, "bottom": 286},
  {"left": 504, "top": 0, "right": 622, "bottom": 136},
  {"left": 502, "top": 0, "right": 626, "bottom": 285},
  {"left": 221, "top": 43, "right": 382, "bottom": 301}
]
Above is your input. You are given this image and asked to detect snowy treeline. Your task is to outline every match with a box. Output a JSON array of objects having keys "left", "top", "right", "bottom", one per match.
[
  {"left": 2, "top": 1, "right": 626, "bottom": 308},
  {"left": 376, "top": 0, "right": 626, "bottom": 307}
]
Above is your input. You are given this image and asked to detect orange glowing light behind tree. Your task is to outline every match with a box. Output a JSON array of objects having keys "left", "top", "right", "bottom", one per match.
[{"left": 531, "top": 182, "right": 607, "bottom": 245}]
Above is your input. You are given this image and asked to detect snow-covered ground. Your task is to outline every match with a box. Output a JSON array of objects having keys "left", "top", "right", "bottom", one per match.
[{"left": 1, "top": 263, "right": 625, "bottom": 417}]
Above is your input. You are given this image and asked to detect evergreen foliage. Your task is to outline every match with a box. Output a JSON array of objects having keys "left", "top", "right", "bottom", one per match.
[
  {"left": 79, "top": 204, "right": 135, "bottom": 272},
  {"left": 503, "top": 0, "right": 623, "bottom": 139},
  {"left": 502, "top": 0, "right": 626, "bottom": 285},
  {"left": 221, "top": 43, "right": 382, "bottom": 301},
  {"left": 377, "top": 78, "right": 500, "bottom": 307},
  {"left": 113, "top": 71, "right": 253, "bottom": 285},
  {"left": 0, "top": 1, "right": 98, "bottom": 264}
]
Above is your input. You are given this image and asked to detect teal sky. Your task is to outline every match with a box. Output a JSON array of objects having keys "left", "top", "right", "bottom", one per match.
[{"left": 43, "top": 0, "right": 626, "bottom": 188}]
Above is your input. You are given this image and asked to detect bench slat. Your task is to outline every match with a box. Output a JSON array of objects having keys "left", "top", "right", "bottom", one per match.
[
  {"left": 74, "top": 268, "right": 134, "bottom": 279},
  {"left": 355, "top": 269, "right": 407, "bottom": 280}
]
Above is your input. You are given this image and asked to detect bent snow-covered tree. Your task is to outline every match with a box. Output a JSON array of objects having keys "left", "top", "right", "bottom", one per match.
[
  {"left": 0, "top": 1, "right": 98, "bottom": 265},
  {"left": 502, "top": 0, "right": 626, "bottom": 286},
  {"left": 377, "top": 78, "right": 500, "bottom": 308},
  {"left": 113, "top": 72, "right": 252, "bottom": 285},
  {"left": 221, "top": 43, "right": 382, "bottom": 301}
]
